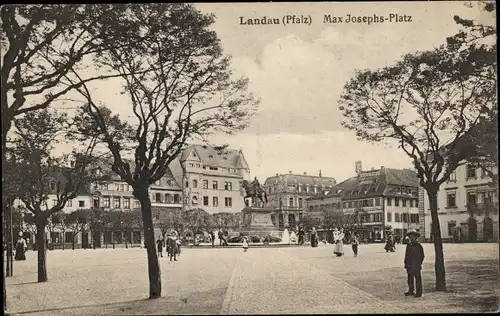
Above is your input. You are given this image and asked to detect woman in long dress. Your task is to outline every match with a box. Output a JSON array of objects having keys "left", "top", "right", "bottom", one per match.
[
  {"left": 333, "top": 228, "right": 345, "bottom": 257},
  {"left": 242, "top": 236, "right": 249, "bottom": 252},
  {"left": 15, "top": 233, "right": 27, "bottom": 261},
  {"left": 310, "top": 227, "right": 318, "bottom": 247}
]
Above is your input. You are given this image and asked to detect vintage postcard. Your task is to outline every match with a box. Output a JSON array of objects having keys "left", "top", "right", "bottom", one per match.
[{"left": 2, "top": 1, "right": 498, "bottom": 315}]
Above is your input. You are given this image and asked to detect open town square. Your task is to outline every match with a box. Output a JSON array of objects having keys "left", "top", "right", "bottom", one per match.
[
  {"left": 2, "top": 2, "right": 499, "bottom": 315},
  {"left": 5, "top": 243, "right": 500, "bottom": 315}
]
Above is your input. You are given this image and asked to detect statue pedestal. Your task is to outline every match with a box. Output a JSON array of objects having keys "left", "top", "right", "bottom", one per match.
[{"left": 239, "top": 207, "right": 281, "bottom": 237}]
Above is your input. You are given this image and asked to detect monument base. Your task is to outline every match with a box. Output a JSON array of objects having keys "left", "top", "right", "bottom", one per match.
[{"left": 236, "top": 207, "right": 282, "bottom": 238}]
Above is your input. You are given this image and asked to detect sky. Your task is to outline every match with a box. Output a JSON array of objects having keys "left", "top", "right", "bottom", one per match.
[{"left": 43, "top": 2, "right": 493, "bottom": 184}]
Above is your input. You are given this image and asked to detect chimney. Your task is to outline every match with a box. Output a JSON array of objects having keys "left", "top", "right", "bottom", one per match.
[
  {"left": 355, "top": 161, "right": 362, "bottom": 176},
  {"left": 380, "top": 166, "right": 385, "bottom": 169},
  {"left": 289, "top": 170, "right": 292, "bottom": 174},
  {"left": 319, "top": 170, "right": 322, "bottom": 177},
  {"left": 276, "top": 173, "right": 279, "bottom": 176},
  {"left": 303, "top": 172, "right": 307, "bottom": 175}
]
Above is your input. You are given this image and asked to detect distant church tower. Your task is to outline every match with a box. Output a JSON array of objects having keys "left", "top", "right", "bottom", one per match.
[{"left": 355, "top": 161, "right": 363, "bottom": 176}]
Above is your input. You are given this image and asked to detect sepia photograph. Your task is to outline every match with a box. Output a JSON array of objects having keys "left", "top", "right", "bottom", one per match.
[{"left": 1, "top": 1, "right": 498, "bottom": 315}]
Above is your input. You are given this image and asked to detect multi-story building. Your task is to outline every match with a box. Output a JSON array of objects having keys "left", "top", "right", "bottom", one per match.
[
  {"left": 338, "top": 162, "right": 420, "bottom": 242},
  {"left": 420, "top": 163, "right": 498, "bottom": 242},
  {"left": 14, "top": 162, "right": 182, "bottom": 248},
  {"left": 169, "top": 144, "right": 250, "bottom": 214},
  {"left": 264, "top": 171, "right": 337, "bottom": 230},
  {"left": 306, "top": 191, "right": 343, "bottom": 227}
]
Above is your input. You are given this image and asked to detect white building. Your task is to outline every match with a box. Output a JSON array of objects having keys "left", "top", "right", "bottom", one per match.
[
  {"left": 169, "top": 144, "right": 250, "bottom": 214},
  {"left": 420, "top": 163, "right": 498, "bottom": 242}
]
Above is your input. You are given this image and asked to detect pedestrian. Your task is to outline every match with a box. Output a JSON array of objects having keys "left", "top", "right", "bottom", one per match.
[
  {"left": 351, "top": 234, "right": 359, "bottom": 257},
  {"left": 310, "top": 227, "right": 318, "bottom": 247},
  {"left": 14, "top": 232, "right": 27, "bottom": 261},
  {"left": 210, "top": 230, "right": 215, "bottom": 248},
  {"left": 404, "top": 229, "right": 424, "bottom": 298},
  {"left": 242, "top": 236, "right": 249, "bottom": 252},
  {"left": 176, "top": 238, "right": 182, "bottom": 257},
  {"left": 156, "top": 236, "right": 164, "bottom": 258},
  {"left": 298, "top": 228, "right": 305, "bottom": 245},
  {"left": 333, "top": 228, "right": 345, "bottom": 257},
  {"left": 218, "top": 229, "right": 224, "bottom": 246}
]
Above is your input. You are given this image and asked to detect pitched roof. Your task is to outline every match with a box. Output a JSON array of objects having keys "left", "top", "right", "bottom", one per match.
[
  {"left": 264, "top": 173, "right": 336, "bottom": 187},
  {"left": 335, "top": 168, "right": 418, "bottom": 200},
  {"left": 180, "top": 144, "right": 249, "bottom": 169}
]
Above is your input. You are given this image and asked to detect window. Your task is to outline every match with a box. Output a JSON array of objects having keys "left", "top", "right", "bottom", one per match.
[
  {"left": 289, "top": 198, "right": 294, "bottom": 208},
  {"left": 402, "top": 199, "right": 407, "bottom": 207},
  {"left": 123, "top": 198, "right": 130, "bottom": 209},
  {"left": 448, "top": 170, "right": 456, "bottom": 181},
  {"left": 409, "top": 199, "right": 414, "bottom": 208},
  {"left": 467, "top": 192, "right": 477, "bottom": 206},
  {"left": 192, "top": 196, "right": 198, "bottom": 205},
  {"left": 401, "top": 213, "right": 406, "bottom": 223},
  {"left": 466, "top": 164, "right": 476, "bottom": 178},
  {"left": 165, "top": 194, "right": 173, "bottom": 203},
  {"left": 174, "top": 194, "right": 180, "bottom": 203},
  {"left": 103, "top": 183, "right": 109, "bottom": 190},
  {"left": 155, "top": 193, "right": 162, "bottom": 203},
  {"left": 225, "top": 197, "right": 232, "bottom": 207},
  {"left": 395, "top": 213, "right": 400, "bottom": 222},
  {"left": 114, "top": 197, "right": 121, "bottom": 208},
  {"left": 49, "top": 182, "right": 56, "bottom": 190},
  {"left": 224, "top": 182, "right": 232, "bottom": 191},
  {"left": 368, "top": 199, "right": 374, "bottom": 207},
  {"left": 185, "top": 181, "right": 189, "bottom": 188},
  {"left": 387, "top": 198, "right": 392, "bottom": 206},
  {"left": 309, "top": 206, "right": 313, "bottom": 212},
  {"left": 446, "top": 192, "right": 457, "bottom": 208},
  {"left": 299, "top": 198, "right": 303, "bottom": 208},
  {"left": 395, "top": 198, "right": 400, "bottom": 207},
  {"left": 343, "top": 202, "right": 347, "bottom": 208},
  {"left": 410, "top": 214, "right": 419, "bottom": 223},
  {"left": 127, "top": 185, "right": 132, "bottom": 191},
  {"left": 387, "top": 212, "right": 392, "bottom": 222},
  {"left": 213, "top": 197, "right": 219, "bottom": 207},
  {"left": 134, "top": 200, "right": 140, "bottom": 208},
  {"left": 67, "top": 200, "right": 72, "bottom": 207},
  {"left": 116, "top": 184, "right": 120, "bottom": 191},
  {"left": 203, "top": 196, "right": 209, "bottom": 206},
  {"left": 103, "top": 198, "right": 110, "bottom": 208},
  {"left": 362, "top": 200, "right": 368, "bottom": 207},
  {"left": 212, "top": 181, "right": 218, "bottom": 190},
  {"left": 52, "top": 199, "right": 57, "bottom": 206},
  {"left": 447, "top": 221, "right": 456, "bottom": 236},
  {"left": 193, "top": 179, "right": 198, "bottom": 188},
  {"left": 375, "top": 198, "right": 381, "bottom": 206},
  {"left": 348, "top": 201, "right": 353, "bottom": 208},
  {"left": 203, "top": 180, "right": 209, "bottom": 189}
]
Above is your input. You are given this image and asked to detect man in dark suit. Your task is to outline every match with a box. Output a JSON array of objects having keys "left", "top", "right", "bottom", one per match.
[{"left": 404, "top": 229, "right": 425, "bottom": 298}]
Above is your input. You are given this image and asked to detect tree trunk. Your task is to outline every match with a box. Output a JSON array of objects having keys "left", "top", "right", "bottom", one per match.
[
  {"left": 72, "top": 233, "right": 76, "bottom": 250},
  {"left": 62, "top": 231, "right": 65, "bottom": 250},
  {"left": 35, "top": 219, "right": 48, "bottom": 282},
  {"left": 137, "top": 190, "right": 161, "bottom": 299},
  {"left": 427, "top": 190, "right": 447, "bottom": 291}
]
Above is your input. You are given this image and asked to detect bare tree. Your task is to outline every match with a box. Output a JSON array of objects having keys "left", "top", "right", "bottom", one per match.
[
  {"left": 72, "top": 4, "right": 257, "bottom": 299},
  {"left": 338, "top": 27, "right": 495, "bottom": 291}
]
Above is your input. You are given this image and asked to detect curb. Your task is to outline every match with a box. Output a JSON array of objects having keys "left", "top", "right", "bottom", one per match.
[{"left": 219, "top": 259, "right": 240, "bottom": 315}]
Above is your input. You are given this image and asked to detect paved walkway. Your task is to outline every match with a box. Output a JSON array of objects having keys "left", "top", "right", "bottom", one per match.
[{"left": 220, "top": 245, "right": 405, "bottom": 314}]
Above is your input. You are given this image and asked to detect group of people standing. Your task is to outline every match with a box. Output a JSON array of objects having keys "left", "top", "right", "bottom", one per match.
[{"left": 156, "top": 231, "right": 181, "bottom": 261}]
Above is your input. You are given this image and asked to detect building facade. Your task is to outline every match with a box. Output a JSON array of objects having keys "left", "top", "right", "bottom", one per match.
[
  {"left": 264, "top": 171, "right": 337, "bottom": 230},
  {"left": 338, "top": 162, "right": 420, "bottom": 242},
  {"left": 169, "top": 144, "right": 250, "bottom": 214},
  {"left": 305, "top": 192, "right": 343, "bottom": 227},
  {"left": 420, "top": 163, "right": 498, "bottom": 242},
  {"left": 14, "top": 164, "right": 182, "bottom": 249}
]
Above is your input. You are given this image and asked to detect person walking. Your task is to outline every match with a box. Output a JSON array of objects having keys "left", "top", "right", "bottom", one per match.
[
  {"left": 404, "top": 229, "right": 425, "bottom": 298},
  {"left": 310, "top": 227, "right": 318, "bottom": 247},
  {"left": 351, "top": 234, "right": 359, "bottom": 257},
  {"left": 210, "top": 230, "right": 215, "bottom": 248},
  {"left": 242, "top": 236, "right": 249, "bottom": 252},
  {"left": 14, "top": 232, "right": 27, "bottom": 261},
  {"left": 298, "top": 227, "right": 305, "bottom": 245},
  {"left": 333, "top": 228, "right": 345, "bottom": 257},
  {"left": 156, "top": 236, "right": 164, "bottom": 258}
]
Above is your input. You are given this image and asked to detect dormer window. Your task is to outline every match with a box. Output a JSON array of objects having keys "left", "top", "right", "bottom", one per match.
[{"left": 49, "top": 181, "right": 56, "bottom": 190}]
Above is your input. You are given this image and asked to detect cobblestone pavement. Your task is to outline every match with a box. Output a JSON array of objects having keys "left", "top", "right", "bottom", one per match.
[{"left": 5, "top": 243, "right": 499, "bottom": 315}]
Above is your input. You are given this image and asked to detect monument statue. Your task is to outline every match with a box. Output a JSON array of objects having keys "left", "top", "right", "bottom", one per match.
[{"left": 241, "top": 177, "right": 268, "bottom": 208}]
